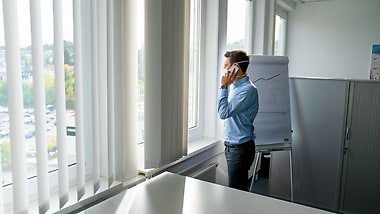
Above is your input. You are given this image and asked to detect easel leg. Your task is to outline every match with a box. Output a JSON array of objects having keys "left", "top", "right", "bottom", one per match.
[
  {"left": 289, "top": 149, "right": 294, "bottom": 202},
  {"left": 249, "top": 152, "right": 261, "bottom": 192}
]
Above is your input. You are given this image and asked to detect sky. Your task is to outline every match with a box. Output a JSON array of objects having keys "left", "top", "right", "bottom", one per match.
[{"left": 227, "top": 0, "right": 247, "bottom": 44}]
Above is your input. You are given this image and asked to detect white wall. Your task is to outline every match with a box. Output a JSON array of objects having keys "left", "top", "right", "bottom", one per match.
[{"left": 287, "top": 0, "right": 380, "bottom": 79}]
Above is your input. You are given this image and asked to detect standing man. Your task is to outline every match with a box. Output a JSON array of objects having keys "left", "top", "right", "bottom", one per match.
[{"left": 217, "top": 50, "right": 259, "bottom": 191}]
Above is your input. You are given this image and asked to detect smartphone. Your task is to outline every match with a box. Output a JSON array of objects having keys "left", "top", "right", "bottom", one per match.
[{"left": 229, "top": 64, "right": 239, "bottom": 76}]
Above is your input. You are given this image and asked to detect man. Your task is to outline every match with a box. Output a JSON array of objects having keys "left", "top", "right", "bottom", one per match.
[{"left": 217, "top": 50, "right": 259, "bottom": 191}]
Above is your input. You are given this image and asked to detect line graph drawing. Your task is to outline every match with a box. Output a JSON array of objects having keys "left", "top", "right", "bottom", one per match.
[
  {"left": 247, "top": 55, "right": 290, "bottom": 145},
  {"left": 252, "top": 74, "right": 281, "bottom": 84}
]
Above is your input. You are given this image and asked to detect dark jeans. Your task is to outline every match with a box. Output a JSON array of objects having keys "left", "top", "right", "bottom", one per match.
[{"left": 224, "top": 140, "right": 255, "bottom": 191}]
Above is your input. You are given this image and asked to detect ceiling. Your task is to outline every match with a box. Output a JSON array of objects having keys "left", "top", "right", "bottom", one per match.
[
  {"left": 278, "top": 0, "right": 332, "bottom": 12},
  {"left": 294, "top": 0, "right": 332, "bottom": 4}
]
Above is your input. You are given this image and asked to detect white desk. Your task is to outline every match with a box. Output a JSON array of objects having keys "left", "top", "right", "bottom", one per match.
[{"left": 82, "top": 172, "right": 333, "bottom": 214}]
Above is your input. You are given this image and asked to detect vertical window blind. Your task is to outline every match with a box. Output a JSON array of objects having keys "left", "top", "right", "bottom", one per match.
[
  {"left": 0, "top": 0, "right": 140, "bottom": 212},
  {"left": 90, "top": 0, "right": 101, "bottom": 194},
  {"left": 1, "top": 0, "right": 192, "bottom": 212},
  {"left": 144, "top": 0, "right": 190, "bottom": 169}
]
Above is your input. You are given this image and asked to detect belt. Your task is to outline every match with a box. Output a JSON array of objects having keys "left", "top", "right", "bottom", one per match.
[{"left": 224, "top": 140, "right": 255, "bottom": 148}]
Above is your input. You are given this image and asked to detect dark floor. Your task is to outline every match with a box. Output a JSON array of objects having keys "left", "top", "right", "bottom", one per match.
[
  {"left": 249, "top": 153, "right": 270, "bottom": 196},
  {"left": 250, "top": 176, "right": 269, "bottom": 195}
]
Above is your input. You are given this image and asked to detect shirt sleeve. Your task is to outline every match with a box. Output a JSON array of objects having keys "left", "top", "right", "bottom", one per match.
[
  {"left": 217, "top": 88, "right": 229, "bottom": 119},
  {"left": 217, "top": 87, "right": 252, "bottom": 120}
]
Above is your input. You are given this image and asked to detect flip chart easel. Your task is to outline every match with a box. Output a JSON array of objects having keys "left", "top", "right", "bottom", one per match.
[{"left": 247, "top": 55, "right": 293, "bottom": 201}]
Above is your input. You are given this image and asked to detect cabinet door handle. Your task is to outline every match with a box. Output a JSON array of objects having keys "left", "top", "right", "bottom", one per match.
[
  {"left": 344, "top": 147, "right": 349, "bottom": 153},
  {"left": 344, "top": 128, "right": 350, "bottom": 153},
  {"left": 345, "top": 128, "right": 350, "bottom": 141}
]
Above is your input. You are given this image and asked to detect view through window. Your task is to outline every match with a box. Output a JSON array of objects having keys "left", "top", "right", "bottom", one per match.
[
  {"left": 0, "top": 0, "right": 75, "bottom": 185},
  {"left": 226, "top": 0, "right": 246, "bottom": 51},
  {"left": 188, "top": 0, "right": 201, "bottom": 130},
  {"left": 274, "top": 14, "right": 286, "bottom": 56},
  {"left": 137, "top": 1, "right": 145, "bottom": 145}
]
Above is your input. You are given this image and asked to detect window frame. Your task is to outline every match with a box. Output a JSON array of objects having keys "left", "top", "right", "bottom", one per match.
[
  {"left": 274, "top": 7, "right": 288, "bottom": 56},
  {"left": 187, "top": 0, "right": 204, "bottom": 142},
  {"left": 187, "top": 0, "right": 228, "bottom": 149}
]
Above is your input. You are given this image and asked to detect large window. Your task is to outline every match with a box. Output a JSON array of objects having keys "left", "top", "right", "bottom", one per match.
[
  {"left": 138, "top": 0, "right": 202, "bottom": 147},
  {"left": 188, "top": 0, "right": 201, "bottom": 131},
  {"left": 0, "top": 0, "right": 139, "bottom": 212},
  {"left": 0, "top": 0, "right": 75, "bottom": 187},
  {"left": 274, "top": 14, "right": 287, "bottom": 56},
  {"left": 226, "top": 0, "right": 246, "bottom": 50},
  {"left": 137, "top": 0, "right": 145, "bottom": 170},
  {"left": 186, "top": 0, "right": 204, "bottom": 143},
  {"left": 137, "top": 0, "right": 201, "bottom": 145},
  {"left": 137, "top": 1, "right": 145, "bottom": 144}
]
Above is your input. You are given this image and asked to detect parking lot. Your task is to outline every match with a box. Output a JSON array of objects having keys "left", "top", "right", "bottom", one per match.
[{"left": 0, "top": 106, "right": 76, "bottom": 185}]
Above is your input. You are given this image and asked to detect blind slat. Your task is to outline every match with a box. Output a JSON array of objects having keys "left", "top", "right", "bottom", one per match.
[
  {"left": 53, "top": 0, "right": 69, "bottom": 208},
  {"left": 107, "top": 0, "right": 115, "bottom": 186},
  {"left": 2, "top": 0, "right": 29, "bottom": 212},
  {"left": 120, "top": 0, "right": 138, "bottom": 178},
  {"left": 73, "top": 0, "right": 86, "bottom": 200},
  {"left": 91, "top": 0, "right": 100, "bottom": 193},
  {"left": 0, "top": 152, "right": 2, "bottom": 213},
  {"left": 30, "top": 0, "right": 50, "bottom": 212}
]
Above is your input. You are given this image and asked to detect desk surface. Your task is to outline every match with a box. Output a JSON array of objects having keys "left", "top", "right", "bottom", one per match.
[{"left": 82, "top": 172, "right": 333, "bottom": 214}]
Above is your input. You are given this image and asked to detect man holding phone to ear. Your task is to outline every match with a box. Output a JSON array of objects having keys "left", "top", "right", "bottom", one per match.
[{"left": 217, "top": 50, "right": 259, "bottom": 192}]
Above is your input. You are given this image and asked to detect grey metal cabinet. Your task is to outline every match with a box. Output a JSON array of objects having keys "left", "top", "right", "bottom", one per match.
[
  {"left": 286, "top": 78, "right": 380, "bottom": 214},
  {"left": 339, "top": 81, "right": 380, "bottom": 214},
  {"left": 289, "top": 78, "right": 348, "bottom": 211}
]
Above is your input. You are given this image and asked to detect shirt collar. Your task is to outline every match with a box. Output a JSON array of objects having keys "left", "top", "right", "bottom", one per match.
[{"left": 233, "top": 76, "right": 249, "bottom": 88}]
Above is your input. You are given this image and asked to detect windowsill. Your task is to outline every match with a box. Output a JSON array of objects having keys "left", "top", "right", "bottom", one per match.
[
  {"left": 38, "top": 172, "right": 148, "bottom": 213},
  {"left": 70, "top": 137, "right": 222, "bottom": 213},
  {"left": 187, "top": 137, "right": 221, "bottom": 154},
  {"left": 138, "top": 137, "right": 222, "bottom": 178},
  {"left": 4, "top": 175, "right": 124, "bottom": 213}
]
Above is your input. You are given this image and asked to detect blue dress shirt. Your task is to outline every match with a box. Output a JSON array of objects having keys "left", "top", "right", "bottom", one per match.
[{"left": 217, "top": 76, "right": 259, "bottom": 144}]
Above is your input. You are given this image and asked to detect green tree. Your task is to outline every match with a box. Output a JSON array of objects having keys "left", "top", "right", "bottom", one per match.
[
  {"left": 43, "top": 44, "right": 54, "bottom": 65},
  {"left": 64, "top": 41, "right": 74, "bottom": 65},
  {"left": 23, "top": 83, "right": 34, "bottom": 108},
  {"left": 45, "top": 72, "right": 55, "bottom": 106},
  {"left": 0, "top": 81, "right": 7, "bottom": 107},
  {"left": 0, "top": 69, "right": 74, "bottom": 109},
  {"left": 64, "top": 64, "right": 75, "bottom": 109},
  {"left": 0, "top": 81, "right": 34, "bottom": 108},
  {"left": 1, "top": 140, "right": 11, "bottom": 169}
]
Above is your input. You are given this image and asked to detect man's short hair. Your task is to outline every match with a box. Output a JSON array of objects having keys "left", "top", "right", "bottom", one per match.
[{"left": 224, "top": 50, "right": 250, "bottom": 73}]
